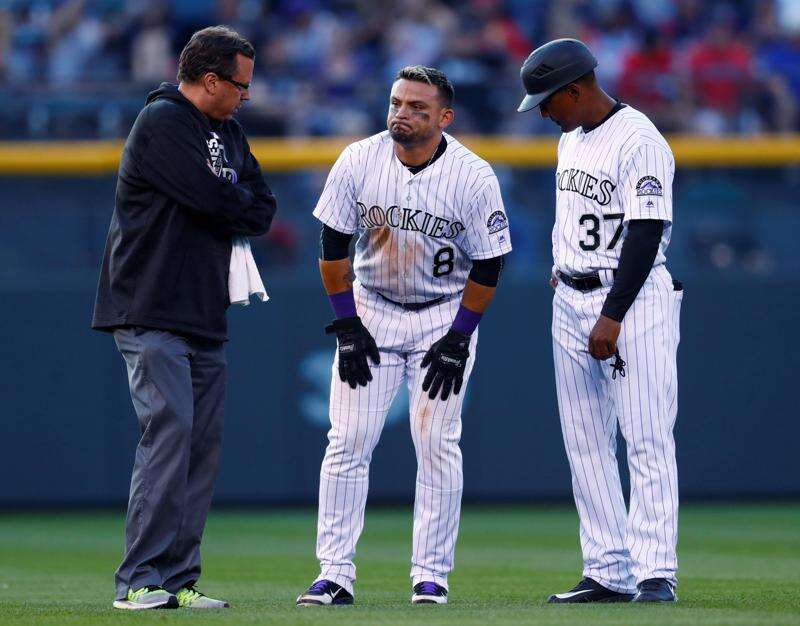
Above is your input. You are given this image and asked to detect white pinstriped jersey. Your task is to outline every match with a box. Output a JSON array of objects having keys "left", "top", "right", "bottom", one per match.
[
  {"left": 554, "top": 105, "right": 674, "bottom": 276},
  {"left": 314, "top": 131, "right": 512, "bottom": 303},
  {"left": 550, "top": 104, "right": 682, "bottom": 588}
]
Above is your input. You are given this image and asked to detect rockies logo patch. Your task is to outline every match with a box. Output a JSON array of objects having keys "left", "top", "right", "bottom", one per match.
[
  {"left": 636, "top": 176, "right": 663, "bottom": 197},
  {"left": 487, "top": 210, "right": 509, "bottom": 234}
]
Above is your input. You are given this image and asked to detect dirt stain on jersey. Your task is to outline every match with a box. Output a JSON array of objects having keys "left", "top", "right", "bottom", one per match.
[
  {"left": 372, "top": 225, "right": 392, "bottom": 251},
  {"left": 372, "top": 226, "right": 400, "bottom": 280},
  {"left": 404, "top": 237, "right": 424, "bottom": 273}
]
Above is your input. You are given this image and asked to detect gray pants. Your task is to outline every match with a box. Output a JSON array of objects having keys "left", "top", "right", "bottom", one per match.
[{"left": 113, "top": 327, "right": 226, "bottom": 600}]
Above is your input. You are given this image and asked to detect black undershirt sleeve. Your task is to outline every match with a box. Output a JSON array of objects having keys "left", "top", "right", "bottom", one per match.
[
  {"left": 468, "top": 255, "right": 505, "bottom": 287},
  {"left": 600, "top": 220, "right": 664, "bottom": 322},
  {"left": 319, "top": 224, "right": 354, "bottom": 260}
]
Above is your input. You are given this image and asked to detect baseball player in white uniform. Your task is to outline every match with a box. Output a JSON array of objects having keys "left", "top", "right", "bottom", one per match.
[
  {"left": 518, "top": 39, "right": 682, "bottom": 604},
  {"left": 296, "top": 66, "right": 511, "bottom": 606}
]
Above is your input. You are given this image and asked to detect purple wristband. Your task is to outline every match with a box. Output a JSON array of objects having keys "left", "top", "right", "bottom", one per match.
[
  {"left": 329, "top": 289, "right": 357, "bottom": 319},
  {"left": 451, "top": 304, "right": 482, "bottom": 336}
]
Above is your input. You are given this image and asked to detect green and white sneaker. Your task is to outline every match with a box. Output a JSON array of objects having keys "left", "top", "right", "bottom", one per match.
[
  {"left": 176, "top": 586, "right": 230, "bottom": 609},
  {"left": 112, "top": 586, "right": 178, "bottom": 610}
]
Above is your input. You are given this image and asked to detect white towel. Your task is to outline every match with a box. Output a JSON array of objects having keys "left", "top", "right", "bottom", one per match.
[{"left": 229, "top": 236, "right": 268, "bottom": 306}]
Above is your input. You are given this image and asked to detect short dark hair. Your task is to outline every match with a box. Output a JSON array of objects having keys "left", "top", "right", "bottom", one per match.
[
  {"left": 395, "top": 65, "right": 454, "bottom": 107},
  {"left": 177, "top": 25, "right": 254, "bottom": 83}
]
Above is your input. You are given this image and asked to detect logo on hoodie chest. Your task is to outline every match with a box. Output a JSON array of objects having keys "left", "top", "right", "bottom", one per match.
[{"left": 206, "top": 132, "right": 238, "bottom": 183}]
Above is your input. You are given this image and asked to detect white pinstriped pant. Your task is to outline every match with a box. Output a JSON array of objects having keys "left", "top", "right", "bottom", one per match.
[
  {"left": 315, "top": 283, "right": 477, "bottom": 594},
  {"left": 552, "top": 264, "right": 682, "bottom": 592}
]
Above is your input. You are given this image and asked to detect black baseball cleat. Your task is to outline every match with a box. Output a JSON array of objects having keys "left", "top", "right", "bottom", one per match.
[
  {"left": 547, "top": 577, "right": 635, "bottom": 603},
  {"left": 632, "top": 578, "right": 677, "bottom": 603},
  {"left": 412, "top": 581, "right": 448, "bottom": 604},
  {"left": 296, "top": 580, "right": 354, "bottom": 606}
]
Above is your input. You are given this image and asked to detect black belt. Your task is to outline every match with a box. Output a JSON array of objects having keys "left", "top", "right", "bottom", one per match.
[
  {"left": 376, "top": 292, "right": 446, "bottom": 311},
  {"left": 557, "top": 270, "right": 616, "bottom": 292}
]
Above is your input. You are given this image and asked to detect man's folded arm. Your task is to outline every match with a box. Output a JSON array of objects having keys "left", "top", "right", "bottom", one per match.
[
  {"left": 137, "top": 112, "right": 271, "bottom": 236},
  {"left": 234, "top": 144, "right": 277, "bottom": 236}
]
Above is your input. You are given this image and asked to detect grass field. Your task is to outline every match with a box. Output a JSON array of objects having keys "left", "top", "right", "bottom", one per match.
[{"left": 0, "top": 504, "right": 798, "bottom": 625}]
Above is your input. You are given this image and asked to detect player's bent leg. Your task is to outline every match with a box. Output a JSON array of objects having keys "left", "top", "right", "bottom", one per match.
[
  {"left": 551, "top": 288, "right": 636, "bottom": 594},
  {"left": 613, "top": 270, "right": 682, "bottom": 588},
  {"left": 313, "top": 349, "right": 406, "bottom": 596},
  {"left": 408, "top": 406, "right": 462, "bottom": 593},
  {"left": 405, "top": 331, "right": 476, "bottom": 595}
]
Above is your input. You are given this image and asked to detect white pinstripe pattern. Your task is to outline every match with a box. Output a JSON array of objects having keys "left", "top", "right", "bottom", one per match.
[
  {"left": 554, "top": 106, "right": 674, "bottom": 277},
  {"left": 550, "top": 105, "right": 681, "bottom": 592},
  {"left": 312, "top": 130, "right": 511, "bottom": 594},
  {"left": 313, "top": 131, "right": 512, "bottom": 303},
  {"left": 316, "top": 283, "right": 477, "bottom": 593},
  {"left": 552, "top": 266, "right": 681, "bottom": 591}
]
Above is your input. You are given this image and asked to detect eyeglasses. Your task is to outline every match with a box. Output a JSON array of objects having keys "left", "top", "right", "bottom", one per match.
[{"left": 218, "top": 75, "right": 250, "bottom": 93}]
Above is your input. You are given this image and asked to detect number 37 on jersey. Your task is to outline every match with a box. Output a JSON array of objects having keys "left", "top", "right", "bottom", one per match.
[{"left": 553, "top": 118, "right": 676, "bottom": 276}]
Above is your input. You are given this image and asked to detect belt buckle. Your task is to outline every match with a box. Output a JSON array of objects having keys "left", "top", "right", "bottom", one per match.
[{"left": 559, "top": 271, "right": 598, "bottom": 292}]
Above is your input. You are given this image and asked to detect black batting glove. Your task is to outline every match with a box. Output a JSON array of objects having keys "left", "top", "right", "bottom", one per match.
[
  {"left": 325, "top": 316, "right": 381, "bottom": 389},
  {"left": 421, "top": 329, "right": 470, "bottom": 401}
]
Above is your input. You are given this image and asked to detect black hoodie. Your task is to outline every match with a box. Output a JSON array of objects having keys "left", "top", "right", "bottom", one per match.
[{"left": 92, "top": 83, "right": 277, "bottom": 341}]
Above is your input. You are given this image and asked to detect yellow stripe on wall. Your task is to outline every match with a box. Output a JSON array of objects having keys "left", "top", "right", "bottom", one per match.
[{"left": 0, "top": 134, "right": 797, "bottom": 174}]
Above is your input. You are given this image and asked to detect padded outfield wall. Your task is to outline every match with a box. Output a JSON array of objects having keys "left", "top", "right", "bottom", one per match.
[{"left": 0, "top": 137, "right": 798, "bottom": 506}]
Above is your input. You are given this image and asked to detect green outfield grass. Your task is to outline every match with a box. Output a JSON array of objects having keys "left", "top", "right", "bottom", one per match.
[{"left": 0, "top": 504, "right": 798, "bottom": 625}]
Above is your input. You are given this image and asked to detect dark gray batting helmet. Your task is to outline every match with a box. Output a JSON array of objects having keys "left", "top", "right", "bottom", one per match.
[{"left": 517, "top": 38, "right": 598, "bottom": 112}]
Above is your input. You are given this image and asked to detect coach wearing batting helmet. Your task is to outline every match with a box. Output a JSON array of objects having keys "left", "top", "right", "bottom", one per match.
[{"left": 92, "top": 26, "right": 276, "bottom": 610}]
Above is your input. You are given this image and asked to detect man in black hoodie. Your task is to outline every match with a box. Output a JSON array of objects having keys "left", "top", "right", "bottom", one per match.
[{"left": 92, "top": 26, "right": 276, "bottom": 610}]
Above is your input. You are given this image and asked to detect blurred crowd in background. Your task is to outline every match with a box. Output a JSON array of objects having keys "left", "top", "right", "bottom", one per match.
[
  {"left": 0, "top": 0, "right": 797, "bottom": 280},
  {"left": 0, "top": 0, "right": 799, "bottom": 138}
]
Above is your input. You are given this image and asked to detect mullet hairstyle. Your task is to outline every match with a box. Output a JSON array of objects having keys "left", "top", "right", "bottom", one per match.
[
  {"left": 177, "top": 25, "right": 254, "bottom": 83},
  {"left": 395, "top": 65, "right": 455, "bottom": 108}
]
